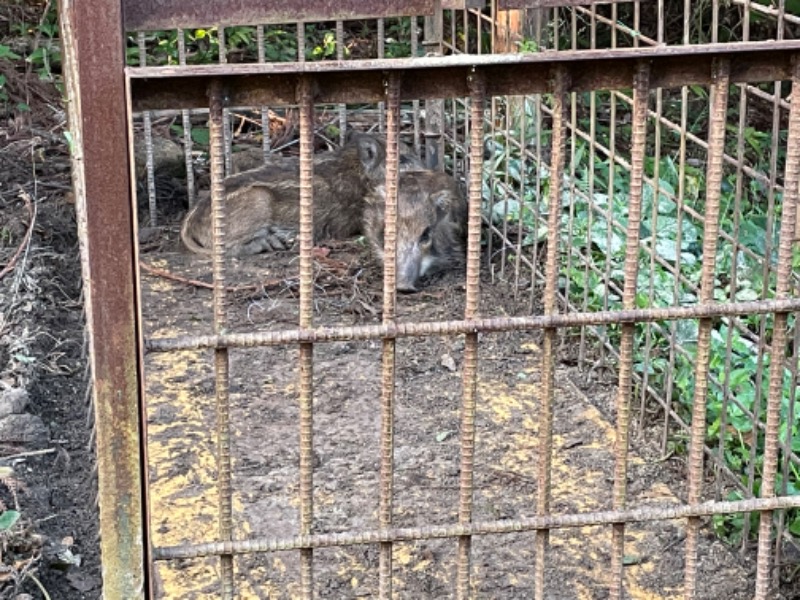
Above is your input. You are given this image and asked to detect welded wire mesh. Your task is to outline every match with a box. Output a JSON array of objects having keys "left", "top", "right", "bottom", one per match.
[{"left": 120, "top": 1, "right": 800, "bottom": 598}]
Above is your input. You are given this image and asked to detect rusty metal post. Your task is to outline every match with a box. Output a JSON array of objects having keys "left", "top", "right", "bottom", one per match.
[
  {"left": 207, "top": 78, "right": 235, "bottom": 598},
  {"left": 754, "top": 54, "right": 800, "bottom": 600},
  {"left": 379, "top": 72, "right": 402, "bottom": 600},
  {"left": 297, "top": 75, "right": 316, "bottom": 599},
  {"left": 684, "top": 58, "right": 730, "bottom": 599},
  {"left": 456, "top": 67, "right": 485, "bottom": 600},
  {"left": 535, "top": 65, "right": 568, "bottom": 600},
  {"left": 58, "top": 0, "right": 148, "bottom": 597},
  {"left": 424, "top": 0, "right": 445, "bottom": 169},
  {"left": 609, "top": 61, "right": 650, "bottom": 600}
]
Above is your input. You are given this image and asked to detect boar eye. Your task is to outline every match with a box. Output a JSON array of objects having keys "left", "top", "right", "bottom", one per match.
[{"left": 419, "top": 226, "right": 432, "bottom": 245}]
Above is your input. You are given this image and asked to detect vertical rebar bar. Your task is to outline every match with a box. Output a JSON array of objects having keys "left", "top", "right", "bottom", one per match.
[
  {"left": 378, "top": 19, "right": 386, "bottom": 133},
  {"left": 297, "top": 75, "right": 315, "bottom": 600},
  {"left": 637, "top": 79, "right": 664, "bottom": 435},
  {"left": 424, "top": 2, "right": 444, "bottom": 170},
  {"left": 744, "top": 28, "right": 785, "bottom": 554},
  {"left": 411, "top": 17, "right": 422, "bottom": 155},
  {"left": 486, "top": 91, "right": 497, "bottom": 272},
  {"left": 684, "top": 58, "right": 730, "bottom": 600},
  {"left": 718, "top": 73, "right": 749, "bottom": 502},
  {"left": 257, "top": 25, "right": 272, "bottom": 161},
  {"left": 535, "top": 65, "right": 568, "bottom": 600},
  {"left": 578, "top": 7, "right": 597, "bottom": 364},
  {"left": 379, "top": 72, "right": 402, "bottom": 600},
  {"left": 336, "top": 21, "right": 347, "bottom": 145},
  {"left": 754, "top": 54, "right": 800, "bottom": 600},
  {"left": 513, "top": 95, "right": 528, "bottom": 303},
  {"left": 177, "top": 29, "right": 196, "bottom": 207},
  {"left": 526, "top": 90, "right": 544, "bottom": 315},
  {"left": 664, "top": 73, "right": 691, "bottom": 454},
  {"left": 208, "top": 78, "right": 234, "bottom": 599},
  {"left": 766, "top": 10, "right": 788, "bottom": 582},
  {"left": 609, "top": 61, "right": 650, "bottom": 600},
  {"left": 776, "top": 309, "right": 800, "bottom": 578},
  {"left": 218, "top": 28, "right": 232, "bottom": 176},
  {"left": 137, "top": 32, "right": 158, "bottom": 227},
  {"left": 456, "top": 67, "right": 485, "bottom": 600},
  {"left": 297, "top": 22, "right": 306, "bottom": 61}
]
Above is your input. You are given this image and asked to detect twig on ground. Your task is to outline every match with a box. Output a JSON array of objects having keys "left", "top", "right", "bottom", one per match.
[
  {"left": 139, "top": 260, "right": 295, "bottom": 293},
  {"left": 0, "top": 448, "right": 56, "bottom": 462}
]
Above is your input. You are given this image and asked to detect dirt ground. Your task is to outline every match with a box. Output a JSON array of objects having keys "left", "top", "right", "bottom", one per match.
[
  {"left": 138, "top": 220, "right": 793, "bottom": 599},
  {"left": 0, "top": 99, "right": 102, "bottom": 598}
]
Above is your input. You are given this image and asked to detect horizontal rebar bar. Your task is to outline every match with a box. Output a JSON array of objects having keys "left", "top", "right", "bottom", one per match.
[
  {"left": 153, "top": 495, "right": 800, "bottom": 561},
  {"left": 145, "top": 297, "right": 800, "bottom": 352},
  {"left": 128, "top": 41, "right": 800, "bottom": 110}
]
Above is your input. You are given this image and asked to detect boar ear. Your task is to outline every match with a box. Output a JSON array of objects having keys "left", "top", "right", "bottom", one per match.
[{"left": 357, "top": 136, "right": 383, "bottom": 170}]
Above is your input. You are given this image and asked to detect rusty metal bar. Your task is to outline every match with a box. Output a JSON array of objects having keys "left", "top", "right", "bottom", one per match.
[
  {"left": 411, "top": 18, "right": 422, "bottom": 153},
  {"left": 424, "top": 1, "right": 445, "bottom": 169},
  {"left": 336, "top": 21, "right": 347, "bottom": 145},
  {"left": 177, "top": 29, "right": 197, "bottom": 207},
  {"left": 152, "top": 495, "right": 800, "bottom": 560},
  {"left": 578, "top": 66, "right": 599, "bottom": 365},
  {"left": 744, "top": 56, "right": 786, "bottom": 552},
  {"left": 683, "top": 58, "right": 730, "bottom": 600},
  {"left": 776, "top": 318, "right": 800, "bottom": 572},
  {"left": 145, "top": 298, "right": 800, "bottom": 352},
  {"left": 60, "top": 0, "right": 148, "bottom": 596},
  {"left": 637, "top": 80, "right": 664, "bottom": 436},
  {"left": 455, "top": 67, "right": 485, "bottom": 600},
  {"left": 136, "top": 32, "right": 158, "bottom": 227},
  {"left": 297, "top": 75, "right": 315, "bottom": 599},
  {"left": 754, "top": 54, "right": 800, "bottom": 599},
  {"left": 127, "top": 41, "right": 800, "bottom": 111},
  {"left": 513, "top": 94, "right": 531, "bottom": 305},
  {"left": 220, "top": 34, "right": 235, "bottom": 177},
  {"left": 379, "top": 73, "right": 402, "bottom": 600},
  {"left": 535, "top": 64, "right": 568, "bottom": 600},
  {"left": 207, "top": 78, "right": 235, "bottom": 599},
  {"left": 123, "top": 0, "right": 435, "bottom": 30},
  {"left": 378, "top": 18, "right": 386, "bottom": 132},
  {"left": 609, "top": 61, "right": 650, "bottom": 600},
  {"left": 255, "top": 26, "right": 272, "bottom": 160},
  {"left": 717, "top": 71, "right": 751, "bottom": 505},
  {"left": 297, "top": 22, "right": 305, "bottom": 62}
]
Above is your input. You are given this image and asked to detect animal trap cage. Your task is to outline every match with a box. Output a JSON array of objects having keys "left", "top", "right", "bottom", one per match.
[{"left": 60, "top": 0, "right": 800, "bottom": 597}]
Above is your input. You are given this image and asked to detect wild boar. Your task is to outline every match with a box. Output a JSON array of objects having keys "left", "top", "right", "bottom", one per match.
[
  {"left": 181, "top": 132, "right": 411, "bottom": 256},
  {"left": 363, "top": 170, "right": 468, "bottom": 293}
]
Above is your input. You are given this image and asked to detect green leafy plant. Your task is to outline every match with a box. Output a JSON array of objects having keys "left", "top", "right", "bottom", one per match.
[{"left": 483, "top": 92, "right": 800, "bottom": 543}]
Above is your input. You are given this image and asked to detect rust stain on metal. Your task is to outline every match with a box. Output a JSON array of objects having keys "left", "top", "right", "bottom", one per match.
[
  {"left": 123, "top": 0, "right": 435, "bottom": 31},
  {"left": 60, "top": 0, "right": 148, "bottom": 597},
  {"left": 127, "top": 43, "right": 800, "bottom": 112}
]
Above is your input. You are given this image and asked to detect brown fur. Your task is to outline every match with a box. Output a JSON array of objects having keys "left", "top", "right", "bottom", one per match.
[
  {"left": 363, "top": 170, "right": 467, "bottom": 292},
  {"left": 230, "top": 137, "right": 424, "bottom": 175},
  {"left": 181, "top": 132, "right": 397, "bottom": 256}
]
